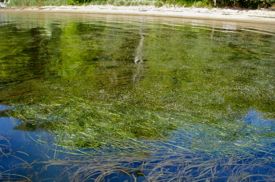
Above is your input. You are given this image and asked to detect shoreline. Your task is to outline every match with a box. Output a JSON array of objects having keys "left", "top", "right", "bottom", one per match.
[{"left": 1, "top": 5, "right": 275, "bottom": 24}]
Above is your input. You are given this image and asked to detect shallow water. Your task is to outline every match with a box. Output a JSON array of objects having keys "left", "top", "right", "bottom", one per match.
[{"left": 0, "top": 12, "right": 275, "bottom": 181}]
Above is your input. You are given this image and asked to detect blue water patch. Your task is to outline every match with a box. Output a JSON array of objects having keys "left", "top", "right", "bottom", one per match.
[
  {"left": 1, "top": 110, "right": 275, "bottom": 181},
  {"left": 0, "top": 104, "right": 10, "bottom": 112},
  {"left": 244, "top": 110, "right": 275, "bottom": 130}
]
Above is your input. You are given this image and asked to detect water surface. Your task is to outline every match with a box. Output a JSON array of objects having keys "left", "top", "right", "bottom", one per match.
[{"left": 0, "top": 12, "right": 275, "bottom": 181}]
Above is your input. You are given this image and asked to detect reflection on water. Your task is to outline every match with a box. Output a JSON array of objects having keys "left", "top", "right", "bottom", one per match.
[
  {"left": 0, "top": 104, "right": 9, "bottom": 112},
  {"left": 245, "top": 110, "right": 275, "bottom": 129},
  {"left": 1, "top": 111, "right": 274, "bottom": 181},
  {"left": 0, "top": 12, "right": 275, "bottom": 181}
]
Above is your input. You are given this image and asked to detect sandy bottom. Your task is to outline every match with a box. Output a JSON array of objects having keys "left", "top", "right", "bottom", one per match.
[{"left": 1, "top": 5, "right": 275, "bottom": 23}]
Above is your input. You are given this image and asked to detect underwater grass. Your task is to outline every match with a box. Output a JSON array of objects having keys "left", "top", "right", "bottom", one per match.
[
  {"left": 2, "top": 111, "right": 273, "bottom": 181},
  {"left": 30, "top": 127, "right": 274, "bottom": 182},
  {"left": 0, "top": 135, "right": 10, "bottom": 157},
  {"left": 0, "top": 14, "right": 275, "bottom": 181},
  {"left": 8, "top": 95, "right": 275, "bottom": 154},
  {"left": 10, "top": 97, "right": 178, "bottom": 149},
  {"left": 1, "top": 119, "right": 274, "bottom": 181},
  {"left": 2, "top": 17, "right": 274, "bottom": 151},
  {"left": 4, "top": 87, "right": 275, "bottom": 180},
  {"left": 0, "top": 135, "right": 32, "bottom": 182}
]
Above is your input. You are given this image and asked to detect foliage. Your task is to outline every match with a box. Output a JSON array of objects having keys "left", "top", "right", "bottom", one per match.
[
  {"left": 8, "top": 0, "right": 156, "bottom": 6},
  {"left": 7, "top": 0, "right": 275, "bottom": 8},
  {"left": 8, "top": 0, "right": 69, "bottom": 6},
  {"left": 212, "top": 0, "right": 275, "bottom": 8}
]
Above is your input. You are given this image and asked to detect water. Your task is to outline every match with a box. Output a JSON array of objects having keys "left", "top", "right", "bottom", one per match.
[{"left": 0, "top": 12, "right": 275, "bottom": 181}]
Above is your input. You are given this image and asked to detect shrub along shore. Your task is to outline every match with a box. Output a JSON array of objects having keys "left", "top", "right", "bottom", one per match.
[
  {"left": 2, "top": 5, "right": 275, "bottom": 24},
  {"left": 4, "top": 0, "right": 275, "bottom": 9}
]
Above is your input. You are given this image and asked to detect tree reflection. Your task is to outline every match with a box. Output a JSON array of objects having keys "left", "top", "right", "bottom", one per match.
[{"left": 0, "top": 16, "right": 274, "bottom": 148}]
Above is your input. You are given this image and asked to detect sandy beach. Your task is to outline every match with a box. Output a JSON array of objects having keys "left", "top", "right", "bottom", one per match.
[{"left": 1, "top": 5, "right": 275, "bottom": 24}]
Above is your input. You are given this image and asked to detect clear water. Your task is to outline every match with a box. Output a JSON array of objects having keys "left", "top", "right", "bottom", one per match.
[{"left": 0, "top": 12, "right": 275, "bottom": 181}]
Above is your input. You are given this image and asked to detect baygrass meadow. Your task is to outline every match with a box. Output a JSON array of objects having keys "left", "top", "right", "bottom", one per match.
[{"left": 0, "top": 12, "right": 274, "bottom": 181}]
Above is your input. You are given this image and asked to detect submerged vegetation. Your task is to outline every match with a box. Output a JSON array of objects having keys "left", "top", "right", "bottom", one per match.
[
  {"left": 0, "top": 15, "right": 274, "bottom": 150},
  {"left": 6, "top": 0, "right": 275, "bottom": 8},
  {"left": 0, "top": 11, "right": 274, "bottom": 181},
  {"left": 12, "top": 98, "right": 178, "bottom": 148}
]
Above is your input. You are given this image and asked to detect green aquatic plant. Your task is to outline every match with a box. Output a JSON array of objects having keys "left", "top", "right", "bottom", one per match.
[
  {"left": 0, "top": 13, "right": 275, "bottom": 182},
  {"left": 0, "top": 135, "right": 10, "bottom": 156},
  {"left": 1, "top": 16, "right": 274, "bottom": 151},
  {"left": 11, "top": 97, "right": 178, "bottom": 148},
  {"left": 39, "top": 146, "right": 274, "bottom": 181},
  {"left": 9, "top": 93, "right": 275, "bottom": 152}
]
